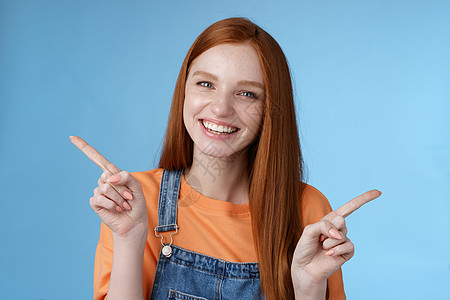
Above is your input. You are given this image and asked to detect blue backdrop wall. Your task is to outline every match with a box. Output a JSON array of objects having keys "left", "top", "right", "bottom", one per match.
[{"left": 1, "top": 1, "right": 449, "bottom": 299}]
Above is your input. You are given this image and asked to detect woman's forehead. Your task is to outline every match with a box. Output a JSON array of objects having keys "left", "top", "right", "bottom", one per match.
[{"left": 188, "top": 43, "right": 264, "bottom": 84}]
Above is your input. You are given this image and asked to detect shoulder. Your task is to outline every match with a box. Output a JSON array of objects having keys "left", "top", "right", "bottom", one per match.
[
  {"left": 131, "top": 168, "right": 166, "bottom": 214},
  {"left": 131, "top": 168, "right": 166, "bottom": 206},
  {"left": 131, "top": 168, "right": 164, "bottom": 191},
  {"left": 300, "top": 184, "right": 333, "bottom": 227}
]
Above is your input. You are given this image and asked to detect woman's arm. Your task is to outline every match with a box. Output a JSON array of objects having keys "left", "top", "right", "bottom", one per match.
[
  {"left": 97, "top": 172, "right": 149, "bottom": 300},
  {"left": 108, "top": 227, "right": 148, "bottom": 300},
  {"left": 70, "top": 136, "right": 149, "bottom": 300}
]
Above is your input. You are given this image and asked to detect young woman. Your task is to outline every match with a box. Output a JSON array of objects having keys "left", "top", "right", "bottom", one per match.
[{"left": 71, "top": 17, "right": 380, "bottom": 300}]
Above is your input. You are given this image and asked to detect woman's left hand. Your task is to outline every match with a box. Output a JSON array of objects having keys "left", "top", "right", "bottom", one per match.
[{"left": 291, "top": 190, "right": 382, "bottom": 298}]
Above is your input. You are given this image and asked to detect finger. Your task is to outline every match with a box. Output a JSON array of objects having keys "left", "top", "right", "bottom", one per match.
[
  {"left": 325, "top": 239, "right": 354, "bottom": 260},
  {"left": 98, "top": 171, "right": 134, "bottom": 201},
  {"left": 319, "top": 216, "right": 346, "bottom": 243},
  {"left": 328, "top": 190, "right": 382, "bottom": 219},
  {"left": 326, "top": 215, "right": 345, "bottom": 230},
  {"left": 107, "top": 171, "right": 142, "bottom": 196},
  {"left": 69, "top": 136, "right": 120, "bottom": 175},
  {"left": 90, "top": 195, "right": 122, "bottom": 213},
  {"left": 99, "top": 183, "right": 131, "bottom": 211},
  {"left": 303, "top": 219, "right": 343, "bottom": 242},
  {"left": 322, "top": 216, "right": 347, "bottom": 249},
  {"left": 319, "top": 234, "right": 326, "bottom": 242},
  {"left": 322, "top": 231, "right": 347, "bottom": 250},
  {"left": 98, "top": 171, "right": 109, "bottom": 186},
  {"left": 329, "top": 215, "right": 347, "bottom": 235}
]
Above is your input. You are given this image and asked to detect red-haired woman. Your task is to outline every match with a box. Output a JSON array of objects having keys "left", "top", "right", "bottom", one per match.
[{"left": 71, "top": 17, "right": 380, "bottom": 300}]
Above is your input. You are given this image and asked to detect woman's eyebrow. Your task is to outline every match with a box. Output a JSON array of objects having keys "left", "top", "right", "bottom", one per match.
[
  {"left": 192, "top": 70, "right": 264, "bottom": 90},
  {"left": 192, "top": 71, "right": 218, "bottom": 81},
  {"left": 237, "top": 80, "right": 264, "bottom": 90}
]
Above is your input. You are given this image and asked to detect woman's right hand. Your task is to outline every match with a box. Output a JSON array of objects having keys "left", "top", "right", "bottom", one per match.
[{"left": 70, "top": 136, "right": 148, "bottom": 239}]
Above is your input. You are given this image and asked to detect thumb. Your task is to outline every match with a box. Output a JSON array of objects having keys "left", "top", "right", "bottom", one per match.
[
  {"left": 302, "top": 219, "right": 343, "bottom": 242},
  {"left": 107, "top": 171, "right": 143, "bottom": 195}
]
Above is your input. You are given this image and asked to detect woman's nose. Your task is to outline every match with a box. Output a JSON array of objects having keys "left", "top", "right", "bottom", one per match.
[{"left": 209, "top": 92, "right": 234, "bottom": 117}]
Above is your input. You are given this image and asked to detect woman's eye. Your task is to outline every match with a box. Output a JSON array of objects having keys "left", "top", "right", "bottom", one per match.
[
  {"left": 197, "top": 81, "right": 213, "bottom": 88},
  {"left": 240, "top": 91, "right": 258, "bottom": 99}
]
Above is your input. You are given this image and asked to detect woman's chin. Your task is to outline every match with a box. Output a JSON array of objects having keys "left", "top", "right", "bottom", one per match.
[
  {"left": 196, "top": 143, "right": 243, "bottom": 160},
  {"left": 199, "top": 147, "right": 231, "bottom": 159}
]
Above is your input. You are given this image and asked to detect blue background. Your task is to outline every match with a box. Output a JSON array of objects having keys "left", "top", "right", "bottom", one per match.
[{"left": 1, "top": 0, "right": 449, "bottom": 299}]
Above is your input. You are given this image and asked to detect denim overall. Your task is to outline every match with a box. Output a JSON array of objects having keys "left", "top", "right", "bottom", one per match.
[{"left": 150, "top": 170, "right": 264, "bottom": 300}]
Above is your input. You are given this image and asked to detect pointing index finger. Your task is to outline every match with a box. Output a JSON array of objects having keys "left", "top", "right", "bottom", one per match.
[
  {"left": 334, "top": 190, "right": 382, "bottom": 218},
  {"left": 69, "top": 136, "right": 120, "bottom": 175},
  {"left": 323, "top": 190, "right": 382, "bottom": 221}
]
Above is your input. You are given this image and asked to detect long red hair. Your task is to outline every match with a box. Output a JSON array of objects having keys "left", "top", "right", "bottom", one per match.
[{"left": 159, "top": 17, "right": 304, "bottom": 300}]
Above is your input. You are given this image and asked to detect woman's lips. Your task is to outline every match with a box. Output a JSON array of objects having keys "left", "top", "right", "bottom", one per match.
[
  {"left": 199, "top": 119, "right": 240, "bottom": 140},
  {"left": 201, "top": 119, "right": 239, "bottom": 134}
]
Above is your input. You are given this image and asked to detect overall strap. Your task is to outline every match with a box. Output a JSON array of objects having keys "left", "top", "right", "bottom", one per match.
[
  {"left": 154, "top": 169, "right": 182, "bottom": 257},
  {"left": 155, "top": 169, "right": 183, "bottom": 233}
]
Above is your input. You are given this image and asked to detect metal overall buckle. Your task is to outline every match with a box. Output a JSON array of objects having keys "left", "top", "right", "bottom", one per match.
[{"left": 154, "top": 224, "right": 178, "bottom": 258}]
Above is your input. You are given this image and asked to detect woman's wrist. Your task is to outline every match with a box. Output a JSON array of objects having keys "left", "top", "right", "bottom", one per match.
[
  {"left": 292, "top": 269, "right": 327, "bottom": 300},
  {"left": 112, "top": 224, "right": 148, "bottom": 249}
]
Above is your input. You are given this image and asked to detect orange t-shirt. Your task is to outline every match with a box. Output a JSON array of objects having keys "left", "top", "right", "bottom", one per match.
[{"left": 93, "top": 168, "right": 345, "bottom": 299}]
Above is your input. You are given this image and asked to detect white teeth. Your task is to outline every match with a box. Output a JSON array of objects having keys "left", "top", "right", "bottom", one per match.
[{"left": 202, "top": 120, "right": 238, "bottom": 134}]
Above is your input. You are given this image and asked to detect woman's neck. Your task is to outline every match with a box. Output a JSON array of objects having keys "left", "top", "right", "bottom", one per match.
[{"left": 184, "top": 147, "right": 249, "bottom": 204}]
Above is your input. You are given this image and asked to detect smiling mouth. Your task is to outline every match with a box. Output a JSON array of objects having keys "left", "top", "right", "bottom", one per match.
[{"left": 201, "top": 120, "right": 239, "bottom": 135}]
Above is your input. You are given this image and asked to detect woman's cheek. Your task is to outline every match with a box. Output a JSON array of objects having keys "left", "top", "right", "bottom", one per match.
[
  {"left": 185, "top": 92, "right": 210, "bottom": 115},
  {"left": 239, "top": 102, "right": 264, "bottom": 133}
]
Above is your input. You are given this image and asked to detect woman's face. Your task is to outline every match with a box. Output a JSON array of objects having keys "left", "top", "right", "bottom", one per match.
[{"left": 183, "top": 43, "right": 265, "bottom": 158}]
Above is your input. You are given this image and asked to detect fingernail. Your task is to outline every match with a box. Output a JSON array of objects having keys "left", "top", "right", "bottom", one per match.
[
  {"left": 123, "top": 202, "right": 131, "bottom": 210},
  {"left": 108, "top": 174, "right": 121, "bottom": 183},
  {"left": 123, "top": 191, "right": 133, "bottom": 200},
  {"left": 325, "top": 249, "right": 334, "bottom": 256},
  {"left": 329, "top": 228, "right": 342, "bottom": 239},
  {"left": 115, "top": 206, "right": 123, "bottom": 212}
]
